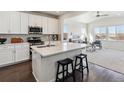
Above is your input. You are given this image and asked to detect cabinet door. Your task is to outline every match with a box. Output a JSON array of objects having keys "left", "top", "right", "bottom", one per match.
[
  {"left": 0, "top": 12, "right": 10, "bottom": 34},
  {"left": 53, "top": 19, "right": 59, "bottom": 34},
  {"left": 15, "top": 43, "right": 29, "bottom": 62},
  {"left": 0, "top": 45, "right": 14, "bottom": 66},
  {"left": 42, "top": 17, "right": 48, "bottom": 34},
  {"left": 29, "top": 14, "right": 34, "bottom": 26},
  {"left": 35, "top": 15, "right": 42, "bottom": 27},
  {"left": 47, "top": 18, "right": 54, "bottom": 34},
  {"left": 29, "top": 14, "right": 42, "bottom": 27},
  {"left": 48, "top": 18, "right": 59, "bottom": 34},
  {"left": 10, "top": 12, "right": 21, "bottom": 34},
  {"left": 20, "top": 13, "right": 29, "bottom": 34}
]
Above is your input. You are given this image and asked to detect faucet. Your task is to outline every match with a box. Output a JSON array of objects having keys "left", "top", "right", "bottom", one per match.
[{"left": 48, "top": 34, "right": 51, "bottom": 46}]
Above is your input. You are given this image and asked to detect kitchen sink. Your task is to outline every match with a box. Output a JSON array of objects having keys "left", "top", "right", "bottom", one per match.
[{"left": 46, "top": 44, "right": 55, "bottom": 47}]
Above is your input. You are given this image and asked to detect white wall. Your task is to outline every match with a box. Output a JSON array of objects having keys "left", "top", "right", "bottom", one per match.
[
  {"left": 88, "top": 16, "right": 124, "bottom": 50},
  {"left": 67, "top": 23, "right": 82, "bottom": 38},
  {"left": 65, "top": 22, "right": 88, "bottom": 41},
  {"left": 59, "top": 12, "right": 86, "bottom": 42}
]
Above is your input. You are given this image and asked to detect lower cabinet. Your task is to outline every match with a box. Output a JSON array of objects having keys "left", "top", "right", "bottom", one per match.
[
  {"left": 0, "top": 43, "right": 30, "bottom": 67},
  {"left": 0, "top": 45, "right": 15, "bottom": 66},
  {"left": 15, "top": 43, "right": 30, "bottom": 62}
]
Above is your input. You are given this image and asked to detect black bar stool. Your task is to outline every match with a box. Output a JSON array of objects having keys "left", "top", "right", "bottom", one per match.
[
  {"left": 56, "top": 58, "right": 75, "bottom": 82},
  {"left": 74, "top": 54, "right": 89, "bottom": 79}
]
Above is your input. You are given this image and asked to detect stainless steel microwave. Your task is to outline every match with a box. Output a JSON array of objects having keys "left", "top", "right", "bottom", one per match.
[{"left": 28, "top": 26, "right": 42, "bottom": 34}]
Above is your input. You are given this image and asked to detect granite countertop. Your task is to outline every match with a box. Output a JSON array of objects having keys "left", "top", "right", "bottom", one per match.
[{"left": 31, "top": 42, "right": 87, "bottom": 57}]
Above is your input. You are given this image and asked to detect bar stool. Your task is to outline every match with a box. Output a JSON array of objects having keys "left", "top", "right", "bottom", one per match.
[
  {"left": 56, "top": 58, "right": 75, "bottom": 82},
  {"left": 74, "top": 54, "right": 89, "bottom": 79}
]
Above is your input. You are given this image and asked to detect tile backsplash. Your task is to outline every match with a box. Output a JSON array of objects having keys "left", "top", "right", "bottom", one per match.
[{"left": 0, "top": 34, "right": 60, "bottom": 44}]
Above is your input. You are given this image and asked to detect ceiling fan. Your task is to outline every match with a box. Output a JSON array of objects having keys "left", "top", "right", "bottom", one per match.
[{"left": 96, "top": 11, "right": 109, "bottom": 17}]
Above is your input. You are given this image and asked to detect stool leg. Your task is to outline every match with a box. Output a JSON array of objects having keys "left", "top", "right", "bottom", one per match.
[
  {"left": 74, "top": 57, "right": 77, "bottom": 70},
  {"left": 62, "top": 65, "right": 65, "bottom": 82},
  {"left": 80, "top": 58, "right": 84, "bottom": 79},
  {"left": 56, "top": 64, "right": 60, "bottom": 82},
  {"left": 85, "top": 57, "right": 89, "bottom": 73},
  {"left": 71, "top": 62, "right": 75, "bottom": 82},
  {"left": 66, "top": 65, "right": 68, "bottom": 77}
]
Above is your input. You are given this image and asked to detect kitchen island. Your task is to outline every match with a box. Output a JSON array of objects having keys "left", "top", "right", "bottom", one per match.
[{"left": 31, "top": 42, "right": 86, "bottom": 82}]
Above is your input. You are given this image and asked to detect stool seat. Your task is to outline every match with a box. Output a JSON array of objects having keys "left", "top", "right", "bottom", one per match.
[
  {"left": 58, "top": 58, "right": 73, "bottom": 65},
  {"left": 76, "top": 54, "right": 87, "bottom": 58}
]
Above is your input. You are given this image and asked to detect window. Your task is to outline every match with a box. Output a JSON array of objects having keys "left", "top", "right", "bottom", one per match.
[
  {"left": 80, "top": 28, "right": 86, "bottom": 40},
  {"left": 63, "top": 24, "right": 69, "bottom": 40},
  {"left": 116, "top": 25, "right": 124, "bottom": 40},
  {"left": 95, "top": 27, "right": 107, "bottom": 40},
  {"left": 95, "top": 25, "right": 124, "bottom": 41},
  {"left": 64, "top": 24, "right": 68, "bottom": 33},
  {"left": 108, "top": 26, "right": 116, "bottom": 40}
]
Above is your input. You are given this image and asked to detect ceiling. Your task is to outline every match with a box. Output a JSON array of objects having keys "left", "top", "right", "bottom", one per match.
[
  {"left": 36, "top": 11, "right": 70, "bottom": 17},
  {"left": 64, "top": 11, "right": 124, "bottom": 24}
]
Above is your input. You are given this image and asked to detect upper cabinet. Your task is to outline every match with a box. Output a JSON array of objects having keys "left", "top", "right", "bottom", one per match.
[
  {"left": 47, "top": 18, "right": 59, "bottom": 34},
  {"left": 29, "top": 15, "right": 59, "bottom": 34},
  {"left": 0, "top": 12, "right": 10, "bottom": 34},
  {"left": 10, "top": 12, "right": 21, "bottom": 34},
  {"left": 0, "top": 12, "right": 59, "bottom": 35},
  {"left": 20, "top": 13, "right": 29, "bottom": 34},
  {"left": 0, "top": 12, "right": 29, "bottom": 34},
  {"left": 42, "top": 17, "right": 48, "bottom": 34},
  {"left": 29, "top": 14, "right": 42, "bottom": 27}
]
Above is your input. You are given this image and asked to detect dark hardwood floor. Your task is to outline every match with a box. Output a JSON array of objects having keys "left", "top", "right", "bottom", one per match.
[
  {"left": 0, "top": 61, "right": 124, "bottom": 82},
  {"left": 0, "top": 61, "right": 36, "bottom": 82},
  {"left": 66, "top": 63, "right": 124, "bottom": 82}
]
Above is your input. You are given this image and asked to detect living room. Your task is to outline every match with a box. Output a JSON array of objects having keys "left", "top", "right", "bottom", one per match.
[{"left": 62, "top": 12, "right": 124, "bottom": 81}]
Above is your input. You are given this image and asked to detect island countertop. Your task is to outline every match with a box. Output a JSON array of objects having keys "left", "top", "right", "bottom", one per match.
[{"left": 31, "top": 42, "right": 87, "bottom": 57}]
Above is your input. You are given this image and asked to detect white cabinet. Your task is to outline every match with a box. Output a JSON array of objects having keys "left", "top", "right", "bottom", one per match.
[
  {"left": 0, "top": 12, "right": 59, "bottom": 34},
  {"left": 0, "top": 43, "right": 30, "bottom": 67},
  {"left": 10, "top": 12, "right": 21, "bottom": 34},
  {"left": 15, "top": 43, "right": 30, "bottom": 62},
  {"left": 53, "top": 18, "right": 59, "bottom": 34},
  {"left": 0, "top": 45, "right": 14, "bottom": 66},
  {"left": 48, "top": 18, "right": 59, "bottom": 34},
  {"left": 29, "top": 14, "right": 42, "bottom": 27},
  {"left": 0, "top": 12, "right": 10, "bottom": 34},
  {"left": 20, "top": 13, "right": 29, "bottom": 34},
  {"left": 0, "top": 11, "right": 28, "bottom": 34},
  {"left": 42, "top": 17, "right": 48, "bottom": 34}
]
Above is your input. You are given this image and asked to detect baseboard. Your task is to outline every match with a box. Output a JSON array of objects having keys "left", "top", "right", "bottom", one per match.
[
  {"left": 0, "top": 59, "right": 30, "bottom": 68},
  {"left": 49, "top": 79, "right": 55, "bottom": 82}
]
